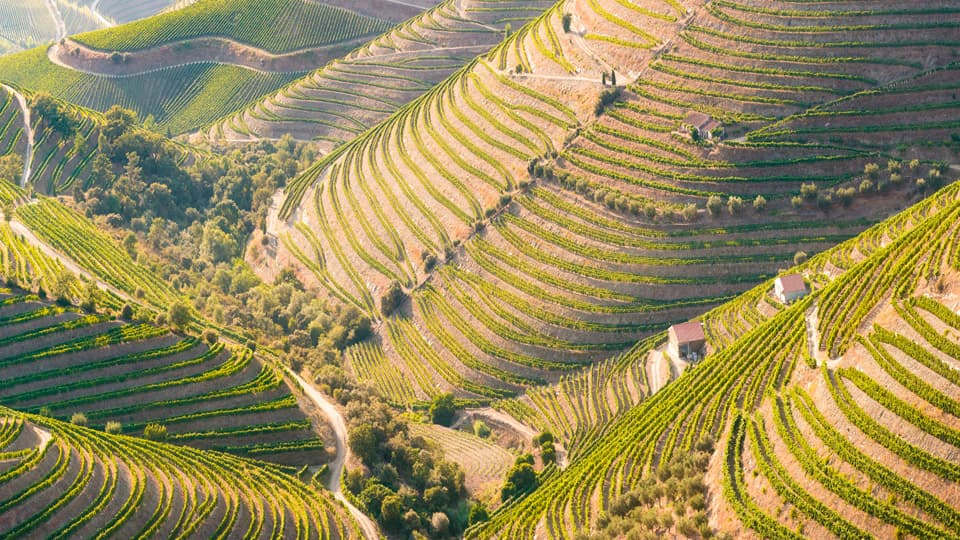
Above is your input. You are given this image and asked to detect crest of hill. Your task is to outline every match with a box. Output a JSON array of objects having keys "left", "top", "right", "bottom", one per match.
[
  {"left": 261, "top": 0, "right": 960, "bottom": 408},
  {"left": 0, "top": 0, "right": 401, "bottom": 135},
  {"left": 467, "top": 168, "right": 960, "bottom": 539},
  {"left": 208, "top": 0, "right": 557, "bottom": 149}
]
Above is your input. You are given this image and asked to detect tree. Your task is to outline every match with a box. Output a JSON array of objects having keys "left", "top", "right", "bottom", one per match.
[
  {"left": 562, "top": 13, "right": 572, "bottom": 32},
  {"left": 706, "top": 195, "right": 723, "bottom": 216},
  {"left": 0, "top": 154, "right": 23, "bottom": 184},
  {"left": 430, "top": 512, "right": 450, "bottom": 535},
  {"left": 349, "top": 423, "right": 380, "bottom": 463},
  {"left": 380, "top": 280, "right": 405, "bottom": 316},
  {"left": 168, "top": 301, "right": 191, "bottom": 329},
  {"left": 501, "top": 462, "right": 538, "bottom": 501},
  {"left": 473, "top": 420, "right": 491, "bottom": 438},
  {"left": 380, "top": 495, "right": 403, "bottom": 531},
  {"left": 71, "top": 412, "right": 88, "bottom": 426},
  {"left": 429, "top": 393, "right": 457, "bottom": 426},
  {"left": 468, "top": 502, "right": 490, "bottom": 525},
  {"left": 31, "top": 92, "right": 75, "bottom": 136},
  {"left": 104, "top": 421, "right": 122, "bottom": 434},
  {"left": 793, "top": 251, "right": 808, "bottom": 266},
  {"left": 102, "top": 105, "right": 137, "bottom": 141},
  {"left": 610, "top": 70, "right": 616, "bottom": 86}
]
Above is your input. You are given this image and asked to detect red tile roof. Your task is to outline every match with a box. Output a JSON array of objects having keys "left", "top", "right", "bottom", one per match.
[
  {"left": 777, "top": 274, "right": 806, "bottom": 295},
  {"left": 670, "top": 321, "right": 705, "bottom": 343}
]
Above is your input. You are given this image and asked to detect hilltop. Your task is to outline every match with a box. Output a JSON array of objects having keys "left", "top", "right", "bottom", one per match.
[{"left": 0, "top": 0, "right": 401, "bottom": 135}]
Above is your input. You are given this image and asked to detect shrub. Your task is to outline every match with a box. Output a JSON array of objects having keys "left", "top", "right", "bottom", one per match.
[
  {"left": 429, "top": 393, "right": 457, "bottom": 426},
  {"left": 643, "top": 203, "right": 657, "bottom": 220},
  {"left": 501, "top": 462, "right": 538, "bottom": 501},
  {"left": 202, "top": 328, "right": 219, "bottom": 345},
  {"left": 706, "top": 195, "right": 723, "bottom": 216},
  {"left": 468, "top": 502, "right": 490, "bottom": 525},
  {"left": 71, "top": 412, "right": 88, "bottom": 426},
  {"left": 380, "top": 281, "right": 406, "bottom": 317},
  {"left": 837, "top": 187, "right": 856, "bottom": 207},
  {"left": 168, "top": 301, "right": 191, "bottom": 329},
  {"left": 541, "top": 441, "right": 557, "bottom": 464},
  {"left": 752, "top": 195, "right": 766, "bottom": 212},
  {"left": 726, "top": 196, "right": 744, "bottom": 216},
  {"left": 473, "top": 420, "right": 491, "bottom": 438},
  {"left": 143, "top": 423, "right": 168, "bottom": 441},
  {"left": 594, "top": 88, "right": 621, "bottom": 116},
  {"left": 105, "top": 421, "right": 122, "bottom": 434}
]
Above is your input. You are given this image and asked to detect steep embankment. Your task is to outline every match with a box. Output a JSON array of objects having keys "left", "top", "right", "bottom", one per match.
[
  {"left": 0, "top": 408, "right": 356, "bottom": 538},
  {"left": 0, "top": 0, "right": 398, "bottom": 135},
  {"left": 262, "top": 0, "right": 960, "bottom": 407},
  {"left": 210, "top": 0, "right": 557, "bottom": 148},
  {"left": 469, "top": 175, "right": 960, "bottom": 539}
]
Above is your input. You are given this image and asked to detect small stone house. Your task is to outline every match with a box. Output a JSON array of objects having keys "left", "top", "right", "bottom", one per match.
[
  {"left": 682, "top": 111, "right": 723, "bottom": 141},
  {"left": 668, "top": 321, "right": 706, "bottom": 362},
  {"left": 774, "top": 273, "right": 808, "bottom": 304}
]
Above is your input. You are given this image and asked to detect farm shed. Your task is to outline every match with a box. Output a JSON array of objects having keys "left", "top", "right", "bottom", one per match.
[
  {"left": 774, "top": 273, "right": 808, "bottom": 304},
  {"left": 668, "top": 321, "right": 706, "bottom": 362}
]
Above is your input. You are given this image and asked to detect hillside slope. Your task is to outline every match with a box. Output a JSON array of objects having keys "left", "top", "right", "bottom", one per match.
[
  {"left": 468, "top": 168, "right": 960, "bottom": 539},
  {"left": 0, "top": 407, "right": 355, "bottom": 538},
  {"left": 0, "top": 288, "right": 334, "bottom": 465},
  {"left": 0, "top": 0, "right": 400, "bottom": 134},
  {"left": 209, "top": 0, "right": 556, "bottom": 149},
  {"left": 262, "top": 0, "right": 960, "bottom": 405}
]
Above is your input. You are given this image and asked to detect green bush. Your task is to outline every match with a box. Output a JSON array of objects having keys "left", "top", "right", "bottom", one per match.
[
  {"left": 143, "top": 423, "right": 167, "bottom": 441},
  {"left": 429, "top": 393, "right": 457, "bottom": 426}
]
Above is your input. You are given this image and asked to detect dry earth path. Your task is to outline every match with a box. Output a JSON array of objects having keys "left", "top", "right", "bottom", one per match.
[
  {"left": 47, "top": 36, "right": 370, "bottom": 77},
  {"left": 45, "top": 0, "right": 67, "bottom": 41},
  {"left": 287, "top": 369, "right": 381, "bottom": 540},
  {"left": 89, "top": 0, "right": 115, "bottom": 28}
]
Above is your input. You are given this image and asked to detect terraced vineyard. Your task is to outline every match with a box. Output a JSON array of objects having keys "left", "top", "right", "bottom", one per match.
[
  {"left": 91, "top": 0, "right": 192, "bottom": 24},
  {"left": 0, "top": 0, "right": 401, "bottom": 135},
  {"left": 0, "top": 408, "right": 355, "bottom": 538},
  {"left": 0, "top": 289, "right": 332, "bottom": 465},
  {"left": 409, "top": 422, "right": 515, "bottom": 493},
  {"left": 210, "top": 0, "right": 556, "bottom": 149},
  {"left": 0, "top": 0, "right": 106, "bottom": 56},
  {"left": 467, "top": 167, "right": 960, "bottom": 539},
  {"left": 73, "top": 0, "right": 392, "bottom": 53},
  {"left": 269, "top": 0, "right": 960, "bottom": 407}
]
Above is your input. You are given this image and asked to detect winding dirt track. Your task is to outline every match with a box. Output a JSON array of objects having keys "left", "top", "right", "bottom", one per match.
[
  {"left": 48, "top": 36, "right": 372, "bottom": 77},
  {"left": 287, "top": 369, "right": 381, "bottom": 540}
]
